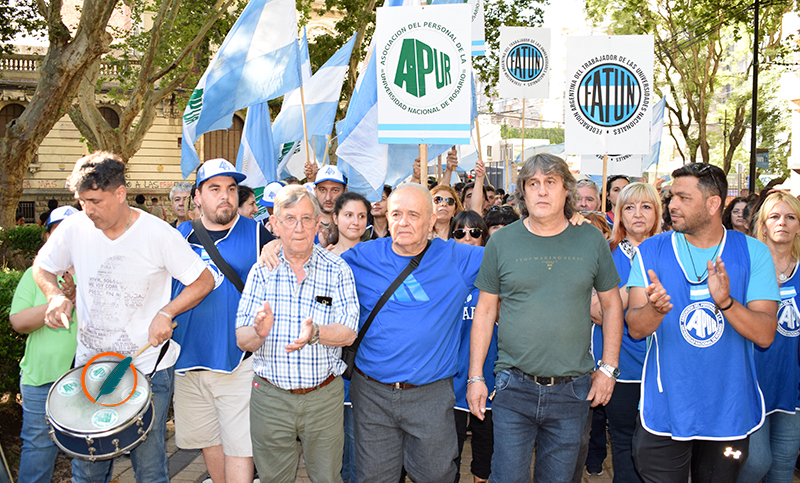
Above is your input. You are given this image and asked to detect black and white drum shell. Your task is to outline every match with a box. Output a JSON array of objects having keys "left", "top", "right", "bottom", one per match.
[{"left": 46, "top": 362, "right": 154, "bottom": 461}]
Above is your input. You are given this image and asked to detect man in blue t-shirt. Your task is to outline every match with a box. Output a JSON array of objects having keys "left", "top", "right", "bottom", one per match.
[
  {"left": 626, "top": 163, "right": 779, "bottom": 483},
  {"left": 342, "top": 183, "right": 484, "bottom": 483}
]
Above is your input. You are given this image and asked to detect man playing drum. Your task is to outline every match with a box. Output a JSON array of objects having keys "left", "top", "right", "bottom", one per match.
[{"left": 33, "top": 152, "right": 214, "bottom": 483}]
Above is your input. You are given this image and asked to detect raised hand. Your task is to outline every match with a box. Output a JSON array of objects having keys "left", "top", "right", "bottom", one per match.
[
  {"left": 707, "top": 257, "right": 732, "bottom": 307},
  {"left": 646, "top": 270, "right": 672, "bottom": 314},
  {"left": 255, "top": 301, "right": 275, "bottom": 338}
]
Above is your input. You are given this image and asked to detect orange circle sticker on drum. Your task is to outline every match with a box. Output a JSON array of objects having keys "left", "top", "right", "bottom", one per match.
[{"left": 80, "top": 352, "right": 138, "bottom": 407}]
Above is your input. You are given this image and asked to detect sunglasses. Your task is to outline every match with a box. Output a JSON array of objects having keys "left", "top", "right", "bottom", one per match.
[
  {"left": 488, "top": 205, "right": 516, "bottom": 214},
  {"left": 688, "top": 163, "right": 725, "bottom": 198},
  {"left": 452, "top": 227, "right": 483, "bottom": 239},
  {"left": 434, "top": 196, "right": 456, "bottom": 206}
]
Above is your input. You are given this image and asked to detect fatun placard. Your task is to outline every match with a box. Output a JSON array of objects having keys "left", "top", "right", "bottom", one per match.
[{"left": 498, "top": 27, "right": 550, "bottom": 99}]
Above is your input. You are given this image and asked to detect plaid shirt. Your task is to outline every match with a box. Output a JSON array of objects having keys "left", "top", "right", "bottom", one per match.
[{"left": 236, "top": 245, "right": 359, "bottom": 390}]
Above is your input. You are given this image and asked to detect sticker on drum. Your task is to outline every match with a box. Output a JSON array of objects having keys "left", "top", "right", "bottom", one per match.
[
  {"left": 91, "top": 409, "right": 119, "bottom": 429},
  {"left": 57, "top": 378, "right": 81, "bottom": 397},
  {"left": 88, "top": 365, "right": 109, "bottom": 382},
  {"left": 128, "top": 388, "right": 146, "bottom": 405}
]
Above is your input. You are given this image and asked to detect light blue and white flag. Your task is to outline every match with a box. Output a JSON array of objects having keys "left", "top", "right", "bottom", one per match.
[
  {"left": 642, "top": 97, "right": 667, "bottom": 171},
  {"left": 299, "top": 27, "right": 312, "bottom": 83},
  {"left": 273, "top": 35, "right": 356, "bottom": 147},
  {"left": 235, "top": 102, "right": 276, "bottom": 187},
  {"left": 181, "top": 0, "right": 301, "bottom": 178}
]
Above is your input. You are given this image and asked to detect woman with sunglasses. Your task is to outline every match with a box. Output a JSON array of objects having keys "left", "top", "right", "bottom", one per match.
[
  {"left": 430, "top": 184, "right": 463, "bottom": 240},
  {"left": 450, "top": 210, "right": 496, "bottom": 483},
  {"left": 605, "top": 174, "right": 630, "bottom": 228},
  {"left": 737, "top": 192, "right": 800, "bottom": 483},
  {"left": 590, "top": 182, "right": 661, "bottom": 483}
]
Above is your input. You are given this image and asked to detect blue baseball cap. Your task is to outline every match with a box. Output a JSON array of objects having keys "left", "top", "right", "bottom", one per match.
[
  {"left": 314, "top": 165, "right": 346, "bottom": 185},
  {"left": 196, "top": 158, "right": 247, "bottom": 186},
  {"left": 46, "top": 206, "right": 78, "bottom": 228},
  {"left": 258, "top": 181, "right": 286, "bottom": 208}
]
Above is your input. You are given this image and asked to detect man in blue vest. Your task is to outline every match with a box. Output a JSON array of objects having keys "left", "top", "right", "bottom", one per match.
[
  {"left": 626, "top": 163, "right": 779, "bottom": 482},
  {"left": 171, "top": 159, "right": 273, "bottom": 483}
]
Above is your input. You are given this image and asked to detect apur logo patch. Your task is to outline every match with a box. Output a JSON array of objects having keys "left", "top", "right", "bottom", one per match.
[
  {"left": 679, "top": 301, "right": 725, "bottom": 348},
  {"left": 567, "top": 54, "right": 650, "bottom": 136},
  {"left": 777, "top": 299, "right": 800, "bottom": 338}
]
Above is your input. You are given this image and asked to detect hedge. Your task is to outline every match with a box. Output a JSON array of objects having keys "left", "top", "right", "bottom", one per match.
[{"left": 0, "top": 269, "right": 24, "bottom": 394}]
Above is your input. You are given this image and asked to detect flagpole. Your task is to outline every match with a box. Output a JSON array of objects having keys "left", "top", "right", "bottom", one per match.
[
  {"left": 299, "top": 85, "right": 314, "bottom": 166},
  {"left": 322, "top": 135, "right": 331, "bottom": 166},
  {"left": 601, "top": 154, "right": 608, "bottom": 214},
  {"left": 437, "top": 155, "right": 442, "bottom": 180},
  {"left": 521, "top": 100, "right": 525, "bottom": 165},
  {"left": 419, "top": 144, "right": 428, "bottom": 184},
  {"left": 312, "top": 136, "right": 317, "bottom": 164},
  {"left": 475, "top": 118, "right": 484, "bottom": 182}
]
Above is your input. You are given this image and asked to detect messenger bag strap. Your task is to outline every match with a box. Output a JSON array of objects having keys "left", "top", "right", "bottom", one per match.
[
  {"left": 350, "top": 240, "right": 431, "bottom": 352},
  {"left": 191, "top": 218, "right": 245, "bottom": 293}
]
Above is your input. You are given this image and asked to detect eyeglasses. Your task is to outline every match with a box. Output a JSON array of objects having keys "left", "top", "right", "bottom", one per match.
[
  {"left": 434, "top": 196, "right": 456, "bottom": 206},
  {"left": 278, "top": 215, "right": 317, "bottom": 229},
  {"left": 688, "top": 163, "right": 724, "bottom": 199},
  {"left": 452, "top": 227, "right": 483, "bottom": 239},
  {"left": 488, "top": 205, "right": 516, "bottom": 214}
]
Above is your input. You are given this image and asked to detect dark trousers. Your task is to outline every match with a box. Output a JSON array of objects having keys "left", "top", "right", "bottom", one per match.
[
  {"left": 586, "top": 405, "right": 608, "bottom": 470},
  {"left": 454, "top": 409, "right": 493, "bottom": 481},
  {"left": 605, "top": 383, "right": 644, "bottom": 483},
  {"left": 632, "top": 418, "right": 750, "bottom": 483}
]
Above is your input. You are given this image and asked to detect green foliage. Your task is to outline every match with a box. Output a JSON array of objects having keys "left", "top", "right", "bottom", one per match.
[
  {"left": 0, "top": 269, "right": 24, "bottom": 395},
  {"left": 0, "top": 225, "right": 44, "bottom": 259},
  {"left": 501, "top": 125, "right": 564, "bottom": 144},
  {"left": 0, "top": 0, "right": 45, "bottom": 57}
]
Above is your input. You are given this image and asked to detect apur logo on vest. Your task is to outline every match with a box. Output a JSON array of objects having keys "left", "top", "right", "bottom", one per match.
[
  {"left": 679, "top": 301, "right": 725, "bottom": 348},
  {"left": 777, "top": 298, "right": 800, "bottom": 338},
  {"left": 500, "top": 39, "right": 548, "bottom": 88},
  {"left": 380, "top": 20, "right": 468, "bottom": 114}
]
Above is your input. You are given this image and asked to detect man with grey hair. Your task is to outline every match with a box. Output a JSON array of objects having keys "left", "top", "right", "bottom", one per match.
[
  {"left": 341, "top": 182, "right": 485, "bottom": 482},
  {"left": 467, "top": 153, "right": 624, "bottom": 483},
  {"left": 576, "top": 178, "right": 602, "bottom": 213},
  {"left": 236, "top": 184, "right": 359, "bottom": 482},
  {"left": 170, "top": 181, "right": 194, "bottom": 228}
]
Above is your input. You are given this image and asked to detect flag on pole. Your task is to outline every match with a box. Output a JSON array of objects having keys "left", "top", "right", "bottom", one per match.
[
  {"left": 642, "top": 97, "right": 667, "bottom": 171},
  {"left": 181, "top": 0, "right": 301, "bottom": 178},
  {"left": 273, "top": 35, "right": 357, "bottom": 147},
  {"left": 299, "top": 27, "right": 312, "bottom": 83},
  {"left": 235, "top": 102, "right": 276, "bottom": 187}
]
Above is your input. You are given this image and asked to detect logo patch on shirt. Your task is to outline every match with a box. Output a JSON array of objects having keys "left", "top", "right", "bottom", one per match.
[
  {"left": 777, "top": 299, "right": 800, "bottom": 338},
  {"left": 390, "top": 274, "right": 430, "bottom": 302},
  {"left": 679, "top": 301, "right": 725, "bottom": 348}
]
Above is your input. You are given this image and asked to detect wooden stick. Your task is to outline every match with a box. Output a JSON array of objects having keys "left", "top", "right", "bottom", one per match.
[
  {"left": 299, "top": 85, "right": 313, "bottom": 166},
  {"left": 322, "top": 135, "right": 331, "bottom": 166},
  {"left": 419, "top": 144, "right": 428, "bottom": 183},
  {"left": 521, "top": 101, "right": 525, "bottom": 165},
  {"left": 134, "top": 322, "right": 178, "bottom": 358},
  {"left": 475, "top": 118, "right": 484, "bottom": 186},
  {"left": 601, "top": 154, "right": 609, "bottom": 215},
  {"left": 437, "top": 155, "right": 442, "bottom": 180}
]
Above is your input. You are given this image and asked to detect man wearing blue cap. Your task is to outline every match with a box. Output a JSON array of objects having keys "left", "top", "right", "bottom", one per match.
[
  {"left": 314, "top": 165, "right": 347, "bottom": 246},
  {"left": 33, "top": 151, "right": 215, "bottom": 483},
  {"left": 172, "top": 158, "right": 274, "bottom": 483}
]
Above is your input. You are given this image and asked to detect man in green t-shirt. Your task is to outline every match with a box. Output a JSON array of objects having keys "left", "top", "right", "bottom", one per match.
[{"left": 466, "top": 154, "right": 624, "bottom": 483}]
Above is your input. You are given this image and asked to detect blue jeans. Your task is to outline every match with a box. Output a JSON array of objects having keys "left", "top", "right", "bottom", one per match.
[
  {"left": 19, "top": 382, "right": 60, "bottom": 483},
  {"left": 342, "top": 404, "right": 357, "bottom": 483},
  {"left": 490, "top": 369, "right": 592, "bottom": 483},
  {"left": 738, "top": 411, "right": 800, "bottom": 483},
  {"left": 72, "top": 368, "right": 173, "bottom": 483}
]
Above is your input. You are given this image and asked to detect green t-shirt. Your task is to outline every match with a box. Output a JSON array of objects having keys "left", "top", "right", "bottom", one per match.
[
  {"left": 475, "top": 220, "right": 620, "bottom": 377},
  {"left": 11, "top": 267, "right": 78, "bottom": 387}
]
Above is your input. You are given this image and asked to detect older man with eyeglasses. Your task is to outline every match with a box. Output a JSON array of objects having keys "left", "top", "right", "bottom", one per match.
[{"left": 236, "top": 185, "right": 359, "bottom": 482}]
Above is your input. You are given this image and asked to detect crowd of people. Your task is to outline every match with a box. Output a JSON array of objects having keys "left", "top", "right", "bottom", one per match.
[{"left": 8, "top": 150, "right": 800, "bottom": 483}]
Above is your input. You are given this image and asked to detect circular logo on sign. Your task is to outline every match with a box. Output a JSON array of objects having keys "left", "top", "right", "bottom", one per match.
[
  {"left": 504, "top": 42, "right": 547, "bottom": 83},
  {"left": 777, "top": 300, "right": 800, "bottom": 338},
  {"left": 379, "top": 22, "right": 468, "bottom": 112},
  {"left": 91, "top": 409, "right": 119, "bottom": 429},
  {"left": 567, "top": 55, "right": 650, "bottom": 136},
  {"left": 679, "top": 301, "right": 725, "bottom": 348},
  {"left": 57, "top": 378, "right": 81, "bottom": 397},
  {"left": 128, "top": 388, "right": 147, "bottom": 405}
]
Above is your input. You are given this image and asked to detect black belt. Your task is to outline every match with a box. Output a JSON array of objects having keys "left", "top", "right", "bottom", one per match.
[
  {"left": 355, "top": 367, "right": 418, "bottom": 390},
  {"left": 516, "top": 369, "right": 575, "bottom": 386}
]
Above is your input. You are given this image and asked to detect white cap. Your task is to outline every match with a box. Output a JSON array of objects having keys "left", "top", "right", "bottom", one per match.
[
  {"left": 197, "top": 158, "right": 246, "bottom": 185},
  {"left": 258, "top": 181, "right": 286, "bottom": 208},
  {"left": 314, "top": 165, "right": 346, "bottom": 185}
]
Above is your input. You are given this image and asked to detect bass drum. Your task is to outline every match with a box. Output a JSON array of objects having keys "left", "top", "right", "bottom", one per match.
[{"left": 46, "top": 361, "right": 154, "bottom": 461}]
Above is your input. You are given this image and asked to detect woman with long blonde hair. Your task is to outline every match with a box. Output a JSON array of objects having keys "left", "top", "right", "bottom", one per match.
[{"left": 738, "top": 191, "right": 800, "bottom": 483}]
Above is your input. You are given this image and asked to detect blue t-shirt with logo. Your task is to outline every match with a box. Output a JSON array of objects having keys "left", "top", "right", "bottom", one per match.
[{"left": 342, "top": 237, "right": 484, "bottom": 385}]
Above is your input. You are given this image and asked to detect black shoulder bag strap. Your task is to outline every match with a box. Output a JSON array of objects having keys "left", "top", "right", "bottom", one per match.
[
  {"left": 351, "top": 240, "right": 431, "bottom": 353},
  {"left": 191, "top": 219, "right": 245, "bottom": 293}
]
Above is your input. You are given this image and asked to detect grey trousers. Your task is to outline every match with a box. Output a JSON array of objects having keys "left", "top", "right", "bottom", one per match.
[{"left": 350, "top": 370, "right": 458, "bottom": 483}]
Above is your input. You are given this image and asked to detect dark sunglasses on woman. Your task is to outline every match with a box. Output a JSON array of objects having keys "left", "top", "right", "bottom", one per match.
[
  {"left": 434, "top": 196, "right": 456, "bottom": 206},
  {"left": 452, "top": 227, "right": 483, "bottom": 239}
]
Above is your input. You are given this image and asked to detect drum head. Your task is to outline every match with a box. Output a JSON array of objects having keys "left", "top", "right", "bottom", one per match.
[{"left": 48, "top": 362, "right": 151, "bottom": 434}]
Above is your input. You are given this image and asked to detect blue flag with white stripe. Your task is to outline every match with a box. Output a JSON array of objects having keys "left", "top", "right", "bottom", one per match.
[
  {"left": 181, "top": 0, "right": 301, "bottom": 178},
  {"left": 236, "top": 102, "right": 276, "bottom": 187},
  {"left": 642, "top": 97, "right": 666, "bottom": 171},
  {"left": 273, "top": 34, "right": 356, "bottom": 147}
]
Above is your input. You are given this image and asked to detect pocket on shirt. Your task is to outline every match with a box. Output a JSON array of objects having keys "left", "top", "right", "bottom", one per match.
[{"left": 310, "top": 300, "right": 333, "bottom": 327}]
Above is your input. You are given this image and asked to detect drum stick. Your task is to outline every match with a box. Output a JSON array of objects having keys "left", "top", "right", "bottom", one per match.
[
  {"left": 60, "top": 313, "right": 70, "bottom": 329},
  {"left": 133, "top": 322, "right": 178, "bottom": 358}
]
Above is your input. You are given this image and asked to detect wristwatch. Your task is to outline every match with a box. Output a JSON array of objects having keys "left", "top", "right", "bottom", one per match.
[
  {"left": 598, "top": 360, "right": 620, "bottom": 379},
  {"left": 308, "top": 323, "right": 320, "bottom": 346}
]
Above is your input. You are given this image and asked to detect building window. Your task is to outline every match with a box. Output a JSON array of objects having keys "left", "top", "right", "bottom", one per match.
[
  {"left": 0, "top": 103, "right": 25, "bottom": 137},
  {"left": 486, "top": 146, "right": 492, "bottom": 158},
  {"left": 99, "top": 106, "right": 120, "bottom": 129},
  {"left": 16, "top": 201, "right": 34, "bottom": 223},
  {"left": 203, "top": 115, "right": 244, "bottom": 162}
]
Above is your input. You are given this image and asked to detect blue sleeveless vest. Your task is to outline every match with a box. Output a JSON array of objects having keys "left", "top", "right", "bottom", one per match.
[
  {"left": 172, "top": 215, "right": 260, "bottom": 373},
  {"left": 754, "top": 266, "right": 800, "bottom": 414},
  {"left": 453, "top": 288, "right": 498, "bottom": 410},
  {"left": 637, "top": 230, "right": 764, "bottom": 440},
  {"left": 592, "top": 243, "right": 647, "bottom": 382}
]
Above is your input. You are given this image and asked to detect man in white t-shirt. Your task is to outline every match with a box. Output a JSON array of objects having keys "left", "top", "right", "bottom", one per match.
[{"left": 33, "top": 152, "right": 214, "bottom": 483}]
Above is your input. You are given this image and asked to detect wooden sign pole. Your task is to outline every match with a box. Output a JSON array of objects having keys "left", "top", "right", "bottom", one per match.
[{"left": 601, "top": 154, "right": 609, "bottom": 214}]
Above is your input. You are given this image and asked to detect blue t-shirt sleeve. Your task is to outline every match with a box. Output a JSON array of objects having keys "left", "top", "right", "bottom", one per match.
[
  {"left": 745, "top": 237, "right": 780, "bottom": 303},
  {"left": 627, "top": 251, "right": 648, "bottom": 289},
  {"left": 456, "top": 243, "right": 484, "bottom": 290}
]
